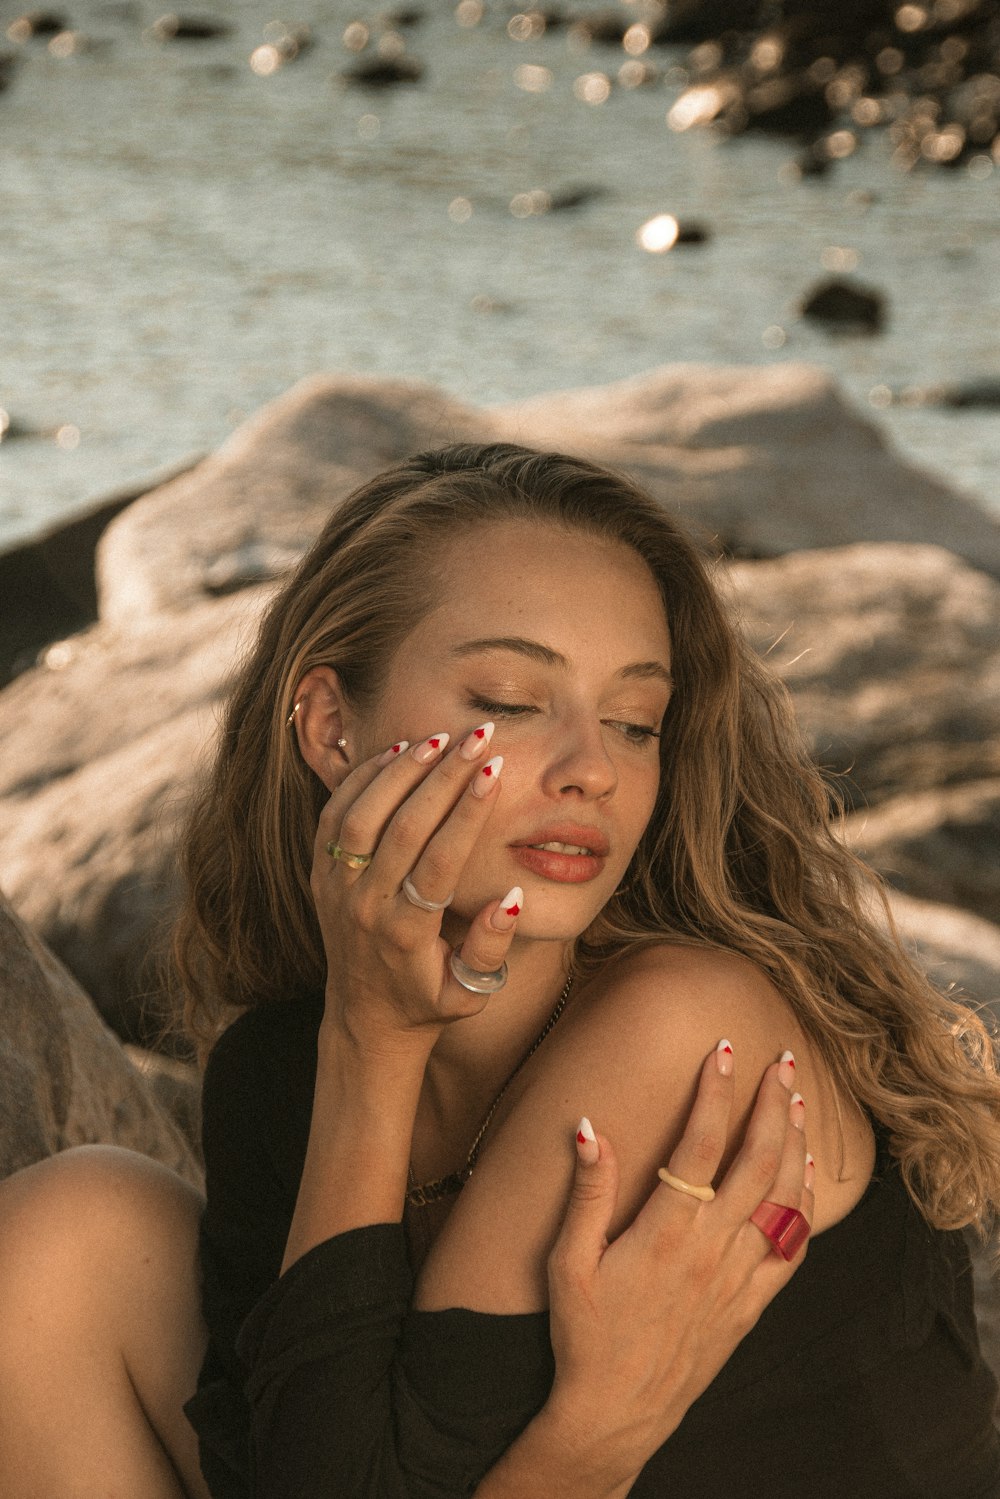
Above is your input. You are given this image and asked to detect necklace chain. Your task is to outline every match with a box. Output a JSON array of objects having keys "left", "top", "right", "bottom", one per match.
[{"left": 406, "top": 974, "right": 574, "bottom": 1208}]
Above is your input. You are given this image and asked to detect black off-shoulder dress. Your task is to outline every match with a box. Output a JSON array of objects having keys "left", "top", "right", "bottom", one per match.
[{"left": 184, "top": 992, "right": 1000, "bottom": 1499}]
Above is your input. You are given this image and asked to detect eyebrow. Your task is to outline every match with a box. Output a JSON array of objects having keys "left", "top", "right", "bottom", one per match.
[{"left": 451, "top": 636, "right": 673, "bottom": 686}]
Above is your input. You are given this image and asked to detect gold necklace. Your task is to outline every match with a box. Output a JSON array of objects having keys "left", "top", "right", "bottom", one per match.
[{"left": 406, "top": 974, "right": 574, "bottom": 1207}]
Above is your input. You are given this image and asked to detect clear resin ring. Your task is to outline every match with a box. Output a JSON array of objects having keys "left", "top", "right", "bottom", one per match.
[
  {"left": 402, "top": 877, "right": 454, "bottom": 913},
  {"left": 449, "top": 945, "right": 508, "bottom": 995},
  {"left": 326, "top": 842, "right": 373, "bottom": 870}
]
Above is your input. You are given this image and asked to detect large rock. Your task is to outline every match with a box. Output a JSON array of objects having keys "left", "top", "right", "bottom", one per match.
[
  {"left": 726, "top": 543, "right": 1000, "bottom": 807},
  {"left": 884, "top": 890, "right": 1000, "bottom": 1020},
  {"left": 0, "top": 890, "right": 201, "bottom": 1186},
  {"left": 96, "top": 366, "right": 1000, "bottom": 629},
  {"left": 0, "top": 587, "right": 273, "bottom": 1043},
  {"left": 844, "top": 782, "right": 1000, "bottom": 928},
  {"left": 494, "top": 364, "right": 1000, "bottom": 575},
  {"left": 3, "top": 370, "right": 999, "bottom": 1044},
  {"left": 96, "top": 377, "right": 490, "bottom": 623}
]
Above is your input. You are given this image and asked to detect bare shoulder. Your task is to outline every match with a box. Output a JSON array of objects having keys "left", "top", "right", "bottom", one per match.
[{"left": 414, "top": 944, "right": 807, "bottom": 1314}]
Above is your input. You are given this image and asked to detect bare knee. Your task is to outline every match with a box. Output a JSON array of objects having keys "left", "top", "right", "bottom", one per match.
[{"left": 0, "top": 1146, "right": 209, "bottom": 1479}]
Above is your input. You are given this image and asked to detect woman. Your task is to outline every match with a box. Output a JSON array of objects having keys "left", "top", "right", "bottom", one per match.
[{"left": 2, "top": 442, "right": 998, "bottom": 1496}]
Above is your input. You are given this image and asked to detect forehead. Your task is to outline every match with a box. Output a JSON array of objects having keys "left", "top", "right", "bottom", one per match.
[{"left": 406, "top": 518, "right": 671, "bottom": 662}]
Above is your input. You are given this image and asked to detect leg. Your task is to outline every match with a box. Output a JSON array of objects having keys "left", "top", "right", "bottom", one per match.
[{"left": 0, "top": 1145, "right": 212, "bottom": 1499}]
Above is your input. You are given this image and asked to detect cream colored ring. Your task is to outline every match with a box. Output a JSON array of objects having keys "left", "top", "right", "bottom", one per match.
[{"left": 657, "top": 1168, "right": 716, "bottom": 1202}]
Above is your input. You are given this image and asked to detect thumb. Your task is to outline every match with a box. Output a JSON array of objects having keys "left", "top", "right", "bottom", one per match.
[{"left": 553, "top": 1118, "right": 620, "bottom": 1270}]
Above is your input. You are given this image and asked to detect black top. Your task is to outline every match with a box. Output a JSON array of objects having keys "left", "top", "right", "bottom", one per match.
[{"left": 184, "top": 992, "right": 1000, "bottom": 1499}]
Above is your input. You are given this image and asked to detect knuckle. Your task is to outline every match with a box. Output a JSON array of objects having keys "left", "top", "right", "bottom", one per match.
[
  {"left": 387, "top": 807, "right": 422, "bottom": 847},
  {"left": 684, "top": 1128, "right": 724, "bottom": 1171}
]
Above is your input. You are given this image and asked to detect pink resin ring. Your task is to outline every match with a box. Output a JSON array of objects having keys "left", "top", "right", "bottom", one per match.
[{"left": 750, "top": 1200, "right": 810, "bottom": 1261}]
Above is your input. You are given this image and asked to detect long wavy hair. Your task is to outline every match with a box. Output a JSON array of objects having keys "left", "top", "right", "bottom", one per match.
[{"left": 173, "top": 442, "right": 1000, "bottom": 1234}]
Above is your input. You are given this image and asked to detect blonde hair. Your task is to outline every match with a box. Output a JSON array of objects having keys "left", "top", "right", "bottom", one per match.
[{"left": 172, "top": 443, "right": 1000, "bottom": 1233}]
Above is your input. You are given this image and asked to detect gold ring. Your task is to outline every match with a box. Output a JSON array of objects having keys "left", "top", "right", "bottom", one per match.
[
  {"left": 326, "top": 842, "right": 373, "bottom": 870},
  {"left": 657, "top": 1168, "right": 715, "bottom": 1202}
]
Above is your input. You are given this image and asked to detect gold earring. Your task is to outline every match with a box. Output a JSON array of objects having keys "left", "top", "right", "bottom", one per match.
[{"left": 286, "top": 701, "right": 302, "bottom": 725}]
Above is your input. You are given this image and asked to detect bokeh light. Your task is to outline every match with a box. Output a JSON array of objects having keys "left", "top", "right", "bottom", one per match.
[{"left": 636, "top": 214, "right": 679, "bottom": 253}]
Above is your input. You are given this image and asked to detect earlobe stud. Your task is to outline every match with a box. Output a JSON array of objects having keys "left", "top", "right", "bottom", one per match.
[{"left": 337, "top": 738, "right": 348, "bottom": 751}]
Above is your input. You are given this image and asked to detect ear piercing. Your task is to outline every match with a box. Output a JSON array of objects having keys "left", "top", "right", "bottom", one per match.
[
  {"left": 337, "top": 738, "right": 348, "bottom": 750},
  {"left": 284, "top": 702, "right": 347, "bottom": 753}
]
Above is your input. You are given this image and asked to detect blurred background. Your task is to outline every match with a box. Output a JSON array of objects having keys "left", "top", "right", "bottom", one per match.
[{"left": 2, "top": 0, "right": 999, "bottom": 550}]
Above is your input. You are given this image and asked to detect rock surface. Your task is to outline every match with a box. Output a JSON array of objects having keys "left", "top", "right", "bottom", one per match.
[
  {"left": 726, "top": 543, "right": 1000, "bottom": 807},
  {"left": 844, "top": 781, "right": 1000, "bottom": 927},
  {"left": 0, "top": 890, "right": 201, "bottom": 1185},
  {"left": 96, "top": 367, "right": 1000, "bottom": 628},
  {"left": 0, "top": 587, "right": 273, "bottom": 1043}
]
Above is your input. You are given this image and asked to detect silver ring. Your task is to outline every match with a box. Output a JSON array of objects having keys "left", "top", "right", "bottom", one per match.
[
  {"left": 402, "top": 877, "right": 454, "bottom": 914},
  {"left": 449, "top": 945, "right": 508, "bottom": 995}
]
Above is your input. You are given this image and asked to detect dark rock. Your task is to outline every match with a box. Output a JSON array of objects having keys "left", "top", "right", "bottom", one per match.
[
  {"left": 674, "top": 219, "right": 711, "bottom": 244},
  {"left": 941, "top": 378, "right": 1000, "bottom": 410},
  {"left": 569, "top": 9, "right": 629, "bottom": 45},
  {"left": 0, "top": 891, "right": 201, "bottom": 1185},
  {"left": 843, "top": 780, "right": 1000, "bottom": 926},
  {"left": 7, "top": 10, "right": 68, "bottom": 38},
  {"left": 151, "top": 12, "right": 231, "bottom": 40},
  {"left": 342, "top": 52, "right": 424, "bottom": 85},
  {"left": 382, "top": 5, "right": 424, "bottom": 24},
  {"left": 799, "top": 276, "right": 886, "bottom": 332},
  {"left": 0, "top": 456, "right": 200, "bottom": 688},
  {"left": 547, "top": 184, "right": 607, "bottom": 212}
]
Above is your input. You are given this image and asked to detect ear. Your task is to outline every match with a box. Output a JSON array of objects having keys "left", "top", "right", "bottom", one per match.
[{"left": 288, "top": 666, "right": 354, "bottom": 792}]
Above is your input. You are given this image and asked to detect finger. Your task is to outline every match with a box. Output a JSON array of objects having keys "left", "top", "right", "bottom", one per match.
[
  {"left": 548, "top": 1120, "right": 620, "bottom": 1286},
  {"left": 374, "top": 733, "right": 503, "bottom": 898},
  {"left": 712, "top": 1062, "right": 793, "bottom": 1221},
  {"left": 762, "top": 1089, "right": 808, "bottom": 1215},
  {"left": 446, "top": 884, "right": 523, "bottom": 988},
  {"left": 400, "top": 751, "right": 506, "bottom": 911},
  {"left": 321, "top": 731, "right": 451, "bottom": 872},
  {"left": 658, "top": 1039, "right": 736, "bottom": 1196}
]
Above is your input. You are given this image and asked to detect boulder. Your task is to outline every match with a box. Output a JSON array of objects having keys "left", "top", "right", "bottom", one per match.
[
  {"left": 96, "top": 376, "right": 489, "bottom": 623},
  {"left": 3, "top": 370, "right": 999, "bottom": 1042},
  {"left": 0, "top": 587, "right": 274, "bottom": 1043},
  {"left": 0, "top": 890, "right": 201, "bottom": 1186},
  {"left": 493, "top": 364, "right": 1000, "bottom": 574},
  {"left": 725, "top": 543, "right": 1000, "bottom": 807},
  {"left": 843, "top": 781, "right": 1000, "bottom": 928},
  {"left": 884, "top": 890, "right": 1000, "bottom": 1020}
]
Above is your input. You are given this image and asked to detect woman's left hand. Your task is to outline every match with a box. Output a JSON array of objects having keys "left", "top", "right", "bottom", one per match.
[{"left": 309, "top": 726, "right": 517, "bottom": 1048}]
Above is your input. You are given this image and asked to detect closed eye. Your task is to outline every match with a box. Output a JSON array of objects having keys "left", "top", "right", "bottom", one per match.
[
  {"left": 467, "top": 695, "right": 537, "bottom": 718},
  {"left": 605, "top": 720, "right": 661, "bottom": 744}
]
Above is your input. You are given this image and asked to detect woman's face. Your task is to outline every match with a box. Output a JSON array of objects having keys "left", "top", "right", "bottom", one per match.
[{"left": 356, "top": 519, "right": 673, "bottom": 943}]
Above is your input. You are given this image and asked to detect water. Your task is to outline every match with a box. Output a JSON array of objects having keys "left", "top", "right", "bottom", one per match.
[{"left": 2, "top": 0, "right": 998, "bottom": 551}]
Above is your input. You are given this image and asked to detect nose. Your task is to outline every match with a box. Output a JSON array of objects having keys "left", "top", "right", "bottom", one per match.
[{"left": 540, "top": 717, "right": 618, "bottom": 802}]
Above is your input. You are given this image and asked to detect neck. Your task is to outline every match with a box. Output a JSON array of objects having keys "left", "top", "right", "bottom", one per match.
[{"left": 413, "top": 935, "right": 573, "bottom": 1177}]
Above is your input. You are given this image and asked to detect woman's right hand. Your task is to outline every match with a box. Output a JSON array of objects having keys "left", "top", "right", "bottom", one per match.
[{"left": 540, "top": 1048, "right": 811, "bottom": 1493}]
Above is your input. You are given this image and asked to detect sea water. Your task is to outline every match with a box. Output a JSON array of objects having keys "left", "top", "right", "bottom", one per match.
[{"left": 1, "top": 0, "right": 998, "bottom": 550}]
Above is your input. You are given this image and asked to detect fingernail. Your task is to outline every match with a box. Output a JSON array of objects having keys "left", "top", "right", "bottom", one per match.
[
  {"left": 714, "top": 1038, "right": 734, "bottom": 1077},
  {"left": 778, "top": 1049, "right": 796, "bottom": 1089},
  {"left": 790, "top": 1091, "right": 806, "bottom": 1129},
  {"left": 459, "top": 722, "right": 495, "bottom": 761},
  {"left": 377, "top": 740, "right": 409, "bottom": 766},
  {"left": 471, "top": 754, "right": 503, "bottom": 797},
  {"left": 575, "top": 1116, "right": 599, "bottom": 1165},
  {"left": 411, "top": 732, "right": 449, "bottom": 765},
  {"left": 804, "top": 1152, "right": 816, "bottom": 1191},
  {"left": 490, "top": 886, "right": 523, "bottom": 932}
]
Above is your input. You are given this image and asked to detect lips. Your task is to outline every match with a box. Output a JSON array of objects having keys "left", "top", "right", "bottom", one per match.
[{"left": 511, "top": 825, "right": 610, "bottom": 884}]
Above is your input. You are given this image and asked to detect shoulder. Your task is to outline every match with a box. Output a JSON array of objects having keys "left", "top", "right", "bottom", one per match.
[{"left": 415, "top": 944, "right": 805, "bottom": 1312}]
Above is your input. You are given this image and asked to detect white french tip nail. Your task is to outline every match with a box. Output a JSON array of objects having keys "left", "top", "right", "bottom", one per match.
[
  {"left": 577, "top": 1116, "right": 596, "bottom": 1144},
  {"left": 779, "top": 1049, "right": 795, "bottom": 1066}
]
